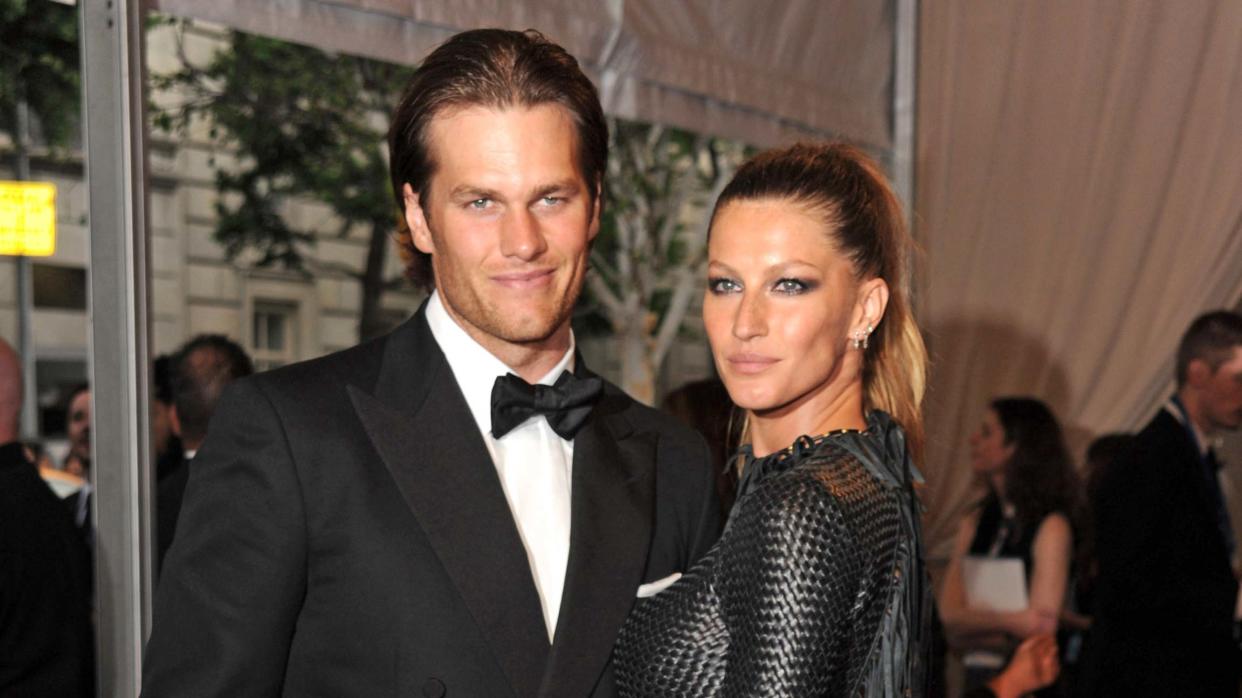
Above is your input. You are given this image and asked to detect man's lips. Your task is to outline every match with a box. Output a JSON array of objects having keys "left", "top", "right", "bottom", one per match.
[
  {"left": 491, "top": 268, "right": 555, "bottom": 289},
  {"left": 726, "top": 352, "right": 779, "bottom": 375}
]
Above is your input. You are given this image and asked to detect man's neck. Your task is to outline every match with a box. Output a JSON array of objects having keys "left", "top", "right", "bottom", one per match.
[
  {"left": 437, "top": 298, "right": 571, "bottom": 384},
  {"left": 1176, "top": 387, "right": 1214, "bottom": 439}
]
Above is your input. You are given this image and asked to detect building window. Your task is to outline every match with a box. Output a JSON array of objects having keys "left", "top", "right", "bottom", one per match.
[
  {"left": 33, "top": 263, "right": 88, "bottom": 310},
  {"left": 251, "top": 301, "right": 297, "bottom": 371}
]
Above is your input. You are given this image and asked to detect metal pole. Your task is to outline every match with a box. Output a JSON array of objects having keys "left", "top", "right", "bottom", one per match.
[
  {"left": 81, "top": 0, "right": 153, "bottom": 694},
  {"left": 892, "top": 0, "right": 920, "bottom": 306},
  {"left": 892, "top": 0, "right": 918, "bottom": 227},
  {"left": 13, "top": 92, "right": 38, "bottom": 439}
]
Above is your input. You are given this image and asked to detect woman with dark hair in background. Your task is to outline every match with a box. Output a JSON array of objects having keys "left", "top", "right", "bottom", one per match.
[
  {"left": 614, "top": 142, "right": 932, "bottom": 696},
  {"left": 939, "top": 397, "right": 1078, "bottom": 691}
]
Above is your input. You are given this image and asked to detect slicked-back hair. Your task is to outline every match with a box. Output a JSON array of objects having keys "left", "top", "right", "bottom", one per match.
[
  {"left": 171, "top": 334, "right": 254, "bottom": 445},
  {"left": 388, "top": 28, "right": 608, "bottom": 290},
  {"left": 1176, "top": 310, "right": 1242, "bottom": 388}
]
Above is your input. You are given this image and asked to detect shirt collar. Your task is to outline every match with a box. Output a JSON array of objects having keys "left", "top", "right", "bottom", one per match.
[
  {"left": 425, "top": 290, "right": 576, "bottom": 436},
  {"left": 1164, "top": 396, "right": 1212, "bottom": 457}
]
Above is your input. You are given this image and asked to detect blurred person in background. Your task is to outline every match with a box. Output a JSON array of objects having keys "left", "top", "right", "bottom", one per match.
[
  {"left": 0, "top": 338, "right": 94, "bottom": 696},
  {"left": 939, "top": 397, "right": 1077, "bottom": 693},
  {"left": 660, "top": 377, "right": 738, "bottom": 516},
  {"left": 1059, "top": 432, "right": 1132, "bottom": 695},
  {"left": 58, "top": 383, "right": 93, "bottom": 536},
  {"left": 152, "top": 354, "right": 183, "bottom": 482},
  {"left": 1083, "top": 311, "right": 1242, "bottom": 697},
  {"left": 157, "top": 334, "right": 253, "bottom": 574},
  {"left": 62, "top": 383, "right": 91, "bottom": 478},
  {"left": 964, "top": 634, "right": 1060, "bottom": 698}
]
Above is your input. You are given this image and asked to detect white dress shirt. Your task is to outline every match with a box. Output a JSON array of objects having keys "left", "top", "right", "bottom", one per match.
[{"left": 425, "top": 291, "right": 575, "bottom": 641}]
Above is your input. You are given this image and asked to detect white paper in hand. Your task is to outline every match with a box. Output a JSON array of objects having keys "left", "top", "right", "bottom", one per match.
[{"left": 962, "top": 555, "right": 1028, "bottom": 611}]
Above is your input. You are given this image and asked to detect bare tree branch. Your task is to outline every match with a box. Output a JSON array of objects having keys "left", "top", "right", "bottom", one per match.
[
  {"left": 652, "top": 258, "right": 707, "bottom": 368},
  {"left": 587, "top": 272, "right": 625, "bottom": 322}
]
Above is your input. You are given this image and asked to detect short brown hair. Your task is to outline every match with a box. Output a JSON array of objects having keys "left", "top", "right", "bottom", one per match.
[
  {"left": 1176, "top": 310, "right": 1242, "bottom": 387},
  {"left": 387, "top": 28, "right": 608, "bottom": 289}
]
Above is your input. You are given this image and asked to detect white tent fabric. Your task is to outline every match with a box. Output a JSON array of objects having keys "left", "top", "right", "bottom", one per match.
[
  {"left": 916, "top": 0, "right": 1242, "bottom": 559},
  {"left": 146, "top": 0, "right": 896, "bottom": 149}
]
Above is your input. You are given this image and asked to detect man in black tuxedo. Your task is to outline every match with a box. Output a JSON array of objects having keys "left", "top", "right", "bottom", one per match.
[
  {"left": 155, "top": 335, "right": 253, "bottom": 576},
  {"left": 142, "top": 29, "right": 720, "bottom": 697},
  {"left": 0, "top": 339, "right": 94, "bottom": 696},
  {"left": 1085, "top": 311, "right": 1242, "bottom": 697}
]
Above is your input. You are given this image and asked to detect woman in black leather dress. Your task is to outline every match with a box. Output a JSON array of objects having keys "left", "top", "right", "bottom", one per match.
[{"left": 614, "top": 142, "right": 932, "bottom": 696}]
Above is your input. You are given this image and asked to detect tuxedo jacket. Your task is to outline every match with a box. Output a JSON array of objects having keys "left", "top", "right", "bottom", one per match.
[
  {"left": 0, "top": 443, "right": 95, "bottom": 697},
  {"left": 142, "top": 308, "right": 721, "bottom": 697},
  {"left": 1083, "top": 409, "right": 1239, "bottom": 696}
]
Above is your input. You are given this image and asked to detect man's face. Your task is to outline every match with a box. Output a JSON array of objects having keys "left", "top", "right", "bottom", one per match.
[
  {"left": 1198, "top": 346, "right": 1242, "bottom": 433},
  {"left": 67, "top": 389, "right": 91, "bottom": 462},
  {"left": 405, "top": 104, "right": 599, "bottom": 351}
]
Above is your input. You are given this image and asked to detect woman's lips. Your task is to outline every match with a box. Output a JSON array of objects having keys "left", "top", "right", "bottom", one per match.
[{"left": 727, "top": 353, "right": 779, "bottom": 375}]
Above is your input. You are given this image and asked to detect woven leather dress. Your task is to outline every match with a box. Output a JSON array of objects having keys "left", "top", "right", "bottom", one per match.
[{"left": 614, "top": 411, "right": 931, "bottom": 697}]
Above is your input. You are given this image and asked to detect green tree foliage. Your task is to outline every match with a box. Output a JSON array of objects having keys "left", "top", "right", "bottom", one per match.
[
  {"left": 153, "top": 25, "right": 413, "bottom": 340},
  {"left": 0, "top": 0, "right": 80, "bottom": 155}
]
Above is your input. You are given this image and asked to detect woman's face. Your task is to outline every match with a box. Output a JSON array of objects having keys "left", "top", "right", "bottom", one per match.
[
  {"left": 969, "top": 408, "right": 1013, "bottom": 476},
  {"left": 703, "top": 198, "right": 875, "bottom": 414}
]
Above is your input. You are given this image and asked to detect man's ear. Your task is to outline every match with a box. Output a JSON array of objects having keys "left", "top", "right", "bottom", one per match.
[
  {"left": 587, "top": 181, "right": 602, "bottom": 242},
  {"left": 1185, "top": 358, "right": 1212, "bottom": 388},
  {"left": 169, "top": 404, "right": 182, "bottom": 439},
  {"left": 403, "top": 183, "right": 435, "bottom": 255},
  {"left": 854, "top": 277, "right": 890, "bottom": 333}
]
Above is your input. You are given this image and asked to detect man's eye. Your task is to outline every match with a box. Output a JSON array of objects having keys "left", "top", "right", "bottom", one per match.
[
  {"left": 468, "top": 198, "right": 491, "bottom": 210},
  {"left": 773, "top": 278, "right": 810, "bottom": 294},
  {"left": 707, "top": 277, "right": 740, "bottom": 295},
  {"left": 540, "top": 196, "right": 563, "bottom": 206}
]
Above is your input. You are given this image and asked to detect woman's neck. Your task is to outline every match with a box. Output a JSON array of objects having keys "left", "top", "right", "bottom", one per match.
[
  {"left": 748, "top": 379, "right": 866, "bottom": 457},
  {"left": 987, "top": 472, "right": 1006, "bottom": 499}
]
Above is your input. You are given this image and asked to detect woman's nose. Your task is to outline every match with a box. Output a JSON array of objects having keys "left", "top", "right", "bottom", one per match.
[{"left": 732, "top": 292, "right": 767, "bottom": 340}]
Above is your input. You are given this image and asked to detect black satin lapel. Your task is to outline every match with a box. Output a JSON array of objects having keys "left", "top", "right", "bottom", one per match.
[
  {"left": 349, "top": 316, "right": 549, "bottom": 698},
  {"left": 539, "top": 403, "right": 655, "bottom": 698}
]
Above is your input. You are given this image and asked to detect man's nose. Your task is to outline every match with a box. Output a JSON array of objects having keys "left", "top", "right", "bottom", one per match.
[{"left": 499, "top": 209, "right": 548, "bottom": 261}]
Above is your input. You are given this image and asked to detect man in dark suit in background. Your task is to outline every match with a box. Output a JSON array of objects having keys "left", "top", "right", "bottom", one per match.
[
  {"left": 1086, "top": 311, "right": 1242, "bottom": 697},
  {"left": 0, "top": 338, "right": 94, "bottom": 696},
  {"left": 143, "top": 29, "right": 720, "bottom": 697},
  {"left": 155, "top": 335, "right": 253, "bottom": 575}
]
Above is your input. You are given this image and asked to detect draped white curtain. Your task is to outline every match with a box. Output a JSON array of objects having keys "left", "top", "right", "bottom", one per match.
[
  {"left": 146, "top": 0, "right": 895, "bottom": 149},
  {"left": 915, "top": 0, "right": 1242, "bottom": 559}
]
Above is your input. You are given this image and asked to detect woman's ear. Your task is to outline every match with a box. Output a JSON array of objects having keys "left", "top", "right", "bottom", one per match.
[
  {"left": 854, "top": 277, "right": 890, "bottom": 335},
  {"left": 403, "top": 183, "right": 435, "bottom": 255}
]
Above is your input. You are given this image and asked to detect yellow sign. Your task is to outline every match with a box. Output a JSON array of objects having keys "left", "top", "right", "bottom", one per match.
[{"left": 0, "top": 181, "right": 57, "bottom": 256}]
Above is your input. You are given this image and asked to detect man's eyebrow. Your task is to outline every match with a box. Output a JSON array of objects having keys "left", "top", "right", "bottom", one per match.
[
  {"left": 531, "top": 180, "right": 583, "bottom": 199},
  {"left": 447, "top": 185, "right": 502, "bottom": 201}
]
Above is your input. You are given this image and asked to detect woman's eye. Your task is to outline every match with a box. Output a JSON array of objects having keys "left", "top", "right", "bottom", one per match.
[
  {"left": 773, "top": 278, "right": 810, "bottom": 294},
  {"left": 707, "top": 277, "right": 740, "bottom": 294}
]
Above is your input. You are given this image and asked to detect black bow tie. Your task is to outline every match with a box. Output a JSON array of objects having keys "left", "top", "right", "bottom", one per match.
[{"left": 490, "top": 370, "right": 604, "bottom": 440}]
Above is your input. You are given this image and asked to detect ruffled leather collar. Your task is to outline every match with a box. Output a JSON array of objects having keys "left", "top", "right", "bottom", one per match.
[{"left": 734, "top": 410, "right": 923, "bottom": 502}]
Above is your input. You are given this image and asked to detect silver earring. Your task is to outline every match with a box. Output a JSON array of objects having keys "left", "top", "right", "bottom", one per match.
[{"left": 851, "top": 325, "right": 873, "bottom": 350}]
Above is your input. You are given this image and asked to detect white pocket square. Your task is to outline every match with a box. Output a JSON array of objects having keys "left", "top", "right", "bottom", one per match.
[{"left": 636, "top": 572, "right": 682, "bottom": 598}]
